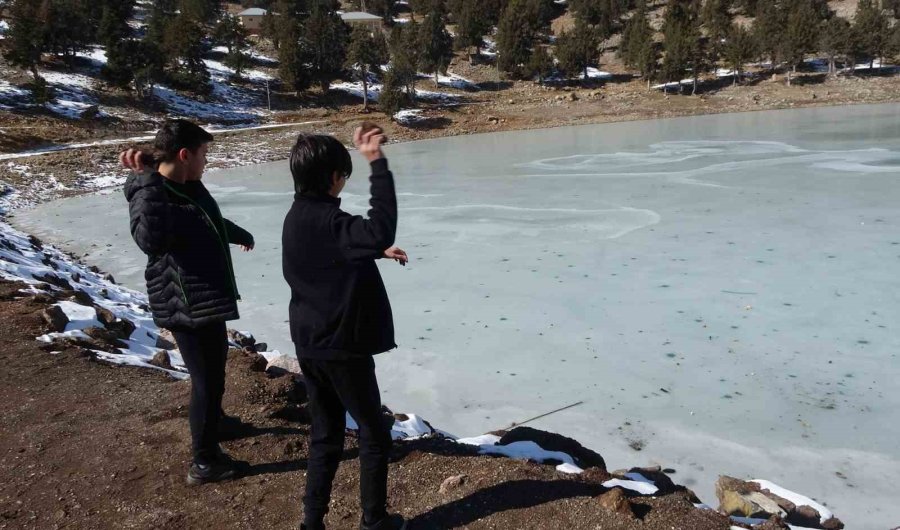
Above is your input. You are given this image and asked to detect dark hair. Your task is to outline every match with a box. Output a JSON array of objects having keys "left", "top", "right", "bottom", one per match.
[
  {"left": 152, "top": 119, "right": 214, "bottom": 164},
  {"left": 289, "top": 134, "right": 352, "bottom": 195}
]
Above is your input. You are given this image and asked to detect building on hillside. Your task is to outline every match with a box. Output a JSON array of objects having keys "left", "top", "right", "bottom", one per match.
[
  {"left": 340, "top": 11, "right": 383, "bottom": 33},
  {"left": 238, "top": 8, "right": 269, "bottom": 33}
]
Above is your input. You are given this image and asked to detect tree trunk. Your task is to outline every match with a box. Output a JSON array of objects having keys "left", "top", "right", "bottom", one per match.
[
  {"left": 362, "top": 66, "right": 369, "bottom": 111},
  {"left": 434, "top": 70, "right": 439, "bottom": 88},
  {"left": 692, "top": 75, "right": 698, "bottom": 95},
  {"left": 787, "top": 67, "right": 792, "bottom": 86},
  {"left": 828, "top": 55, "right": 835, "bottom": 76}
]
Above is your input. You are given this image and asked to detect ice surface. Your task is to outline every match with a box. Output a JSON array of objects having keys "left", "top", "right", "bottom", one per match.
[{"left": 13, "top": 104, "right": 900, "bottom": 529}]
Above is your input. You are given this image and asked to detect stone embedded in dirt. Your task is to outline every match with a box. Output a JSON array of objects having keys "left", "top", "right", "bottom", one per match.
[
  {"left": 254, "top": 342, "right": 268, "bottom": 352},
  {"left": 41, "top": 305, "right": 69, "bottom": 332},
  {"left": 148, "top": 350, "right": 172, "bottom": 370},
  {"left": 498, "top": 426, "right": 606, "bottom": 470},
  {"left": 155, "top": 330, "right": 176, "bottom": 350},
  {"left": 596, "top": 488, "right": 634, "bottom": 518},
  {"left": 27, "top": 235, "right": 43, "bottom": 249},
  {"left": 439, "top": 474, "right": 467, "bottom": 494},
  {"left": 103, "top": 273, "right": 115, "bottom": 284},
  {"left": 716, "top": 475, "right": 761, "bottom": 499}
]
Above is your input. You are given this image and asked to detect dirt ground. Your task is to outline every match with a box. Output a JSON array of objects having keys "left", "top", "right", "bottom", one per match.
[{"left": 0, "top": 277, "right": 764, "bottom": 529}]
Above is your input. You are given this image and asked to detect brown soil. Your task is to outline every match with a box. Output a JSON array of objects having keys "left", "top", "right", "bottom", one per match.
[{"left": 0, "top": 277, "right": 756, "bottom": 529}]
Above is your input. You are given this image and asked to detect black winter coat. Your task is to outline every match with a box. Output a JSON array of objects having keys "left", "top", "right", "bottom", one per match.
[
  {"left": 124, "top": 172, "right": 254, "bottom": 330},
  {"left": 282, "top": 158, "right": 398, "bottom": 359}
]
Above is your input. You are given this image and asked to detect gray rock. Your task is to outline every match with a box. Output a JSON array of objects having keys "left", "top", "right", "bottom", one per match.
[
  {"left": 148, "top": 350, "right": 172, "bottom": 370},
  {"left": 41, "top": 305, "right": 69, "bottom": 332},
  {"left": 155, "top": 330, "right": 177, "bottom": 350},
  {"left": 439, "top": 474, "right": 467, "bottom": 494}
]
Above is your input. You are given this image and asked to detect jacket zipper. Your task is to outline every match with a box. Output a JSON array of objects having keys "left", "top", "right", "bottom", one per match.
[{"left": 163, "top": 183, "right": 241, "bottom": 301}]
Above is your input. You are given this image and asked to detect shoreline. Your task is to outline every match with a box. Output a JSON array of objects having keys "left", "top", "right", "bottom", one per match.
[{"left": 0, "top": 98, "right": 892, "bottom": 524}]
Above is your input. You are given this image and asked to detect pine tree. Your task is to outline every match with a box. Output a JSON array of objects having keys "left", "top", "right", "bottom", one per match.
[
  {"left": 43, "top": 0, "right": 94, "bottom": 67},
  {"left": 272, "top": 0, "right": 309, "bottom": 92},
  {"left": 620, "top": 1, "right": 657, "bottom": 88},
  {"left": 302, "top": 0, "right": 349, "bottom": 93},
  {"left": 853, "top": 0, "right": 890, "bottom": 69},
  {"left": 556, "top": 19, "right": 599, "bottom": 81},
  {"left": 496, "top": 0, "right": 539, "bottom": 77},
  {"left": 179, "top": 0, "right": 221, "bottom": 27},
  {"left": 526, "top": 45, "right": 554, "bottom": 85},
  {"left": 163, "top": 13, "right": 211, "bottom": 93},
  {"left": 685, "top": 1, "right": 707, "bottom": 95},
  {"left": 702, "top": 0, "right": 733, "bottom": 66},
  {"left": 346, "top": 26, "right": 389, "bottom": 110},
  {"left": 418, "top": 5, "right": 454, "bottom": 87},
  {"left": 4, "top": 0, "right": 48, "bottom": 81},
  {"left": 369, "top": 0, "right": 398, "bottom": 24},
  {"left": 752, "top": 0, "right": 785, "bottom": 74},
  {"left": 379, "top": 67, "right": 406, "bottom": 117},
  {"left": 724, "top": 22, "right": 754, "bottom": 84},
  {"left": 781, "top": 0, "right": 820, "bottom": 85},
  {"left": 452, "top": 0, "right": 490, "bottom": 63},
  {"left": 661, "top": 0, "right": 692, "bottom": 92},
  {"left": 820, "top": 16, "right": 850, "bottom": 76},
  {"left": 389, "top": 21, "right": 420, "bottom": 101},
  {"left": 97, "top": 0, "right": 135, "bottom": 48}
]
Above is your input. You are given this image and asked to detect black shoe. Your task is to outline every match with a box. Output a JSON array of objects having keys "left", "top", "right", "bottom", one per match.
[
  {"left": 186, "top": 460, "right": 238, "bottom": 486},
  {"left": 360, "top": 514, "right": 407, "bottom": 530}
]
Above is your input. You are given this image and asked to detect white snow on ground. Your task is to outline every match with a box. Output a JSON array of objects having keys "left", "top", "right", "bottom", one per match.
[
  {"left": 429, "top": 72, "right": 479, "bottom": 91},
  {"left": 601, "top": 477, "right": 659, "bottom": 495},
  {"left": 750, "top": 480, "right": 833, "bottom": 523},
  {"left": 455, "top": 433, "right": 585, "bottom": 474},
  {"left": 0, "top": 218, "right": 189, "bottom": 379},
  {"left": 393, "top": 109, "right": 426, "bottom": 125},
  {"left": 0, "top": 20, "right": 9, "bottom": 38},
  {"left": 331, "top": 81, "right": 461, "bottom": 103},
  {"left": 0, "top": 43, "right": 270, "bottom": 123}
]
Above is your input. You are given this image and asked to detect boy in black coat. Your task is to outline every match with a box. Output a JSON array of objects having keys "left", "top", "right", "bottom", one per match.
[
  {"left": 121, "top": 120, "right": 254, "bottom": 486},
  {"left": 282, "top": 126, "right": 408, "bottom": 530}
]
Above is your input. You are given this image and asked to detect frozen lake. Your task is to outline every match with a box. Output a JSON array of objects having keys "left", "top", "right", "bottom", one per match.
[{"left": 14, "top": 104, "right": 900, "bottom": 527}]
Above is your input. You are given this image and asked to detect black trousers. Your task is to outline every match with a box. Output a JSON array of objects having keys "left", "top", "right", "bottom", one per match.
[
  {"left": 298, "top": 354, "right": 392, "bottom": 527},
  {"left": 172, "top": 321, "right": 228, "bottom": 466}
]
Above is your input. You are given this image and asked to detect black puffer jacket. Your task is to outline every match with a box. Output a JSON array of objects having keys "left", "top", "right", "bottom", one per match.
[{"left": 124, "top": 172, "right": 254, "bottom": 330}]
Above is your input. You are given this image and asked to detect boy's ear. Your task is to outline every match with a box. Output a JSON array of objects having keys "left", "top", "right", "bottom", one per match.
[{"left": 177, "top": 148, "right": 190, "bottom": 163}]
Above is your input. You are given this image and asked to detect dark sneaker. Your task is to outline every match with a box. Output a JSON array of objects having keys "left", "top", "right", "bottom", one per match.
[
  {"left": 360, "top": 514, "right": 407, "bottom": 530},
  {"left": 186, "top": 460, "right": 238, "bottom": 486}
]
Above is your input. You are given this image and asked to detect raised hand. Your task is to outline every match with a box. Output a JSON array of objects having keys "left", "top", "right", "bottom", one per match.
[
  {"left": 119, "top": 148, "right": 152, "bottom": 173},
  {"left": 352, "top": 125, "right": 387, "bottom": 163}
]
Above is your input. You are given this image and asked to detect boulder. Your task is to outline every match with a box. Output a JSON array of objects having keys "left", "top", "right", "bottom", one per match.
[
  {"left": 498, "top": 426, "right": 605, "bottom": 470},
  {"left": 148, "top": 350, "right": 173, "bottom": 370},
  {"left": 34, "top": 273, "right": 73, "bottom": 291},
  {"left": 41, "top": 305, "right": 69, "bottom": 332},
  {"left": 227, "top": 329, "right": 256, "bottom": 349},
  {"left": 155, "top": 330, "right": 177, "bottom": 350},
  {"left": 82, "top": 327, "right": 128, "bottom": 350},
  {"left": 439, "top": 474, "right": 467, "bottom": 494},
  {"left": 596, "top": 488, "right": 633, "bottom": 518},
  {"left": 265, "top": 352, "right": 301, "bottom": 374}
]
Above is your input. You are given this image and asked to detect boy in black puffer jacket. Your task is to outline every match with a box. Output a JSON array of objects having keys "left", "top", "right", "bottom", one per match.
[
  {"left": 282, "top": 126, "right": 408, "bottom": 530},
  {"left": 121, "top": 119, "right": 254, "bottom": 485}
]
